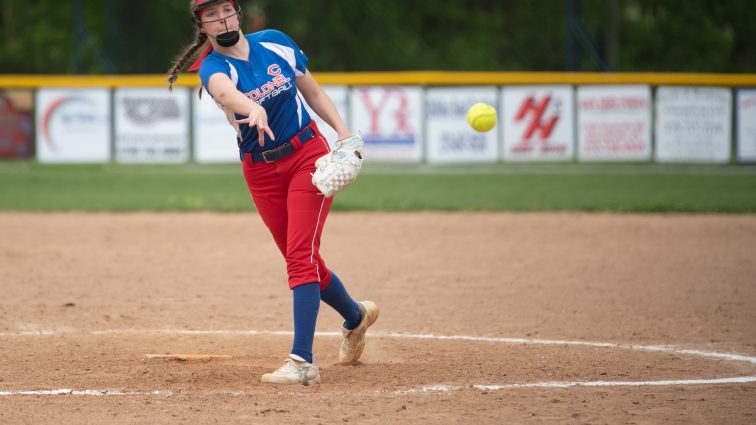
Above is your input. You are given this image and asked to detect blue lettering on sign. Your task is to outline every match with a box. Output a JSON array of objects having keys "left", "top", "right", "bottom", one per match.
[
  {"left": 440, "top": 132, "right": 488, "bottom": 153},
  {"left": 61, "top": 113, "right": 98, "bottom": 125},
  {"left": 365, "top": 135, "right": 415, "bottom": 145},
  {"left": 427, "top": 97, "right": 491, "bottom": 118}
]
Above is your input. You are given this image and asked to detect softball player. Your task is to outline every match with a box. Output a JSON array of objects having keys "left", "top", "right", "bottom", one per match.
[{"left": 167, "top": 0, "right": 378, "bottom": 385}]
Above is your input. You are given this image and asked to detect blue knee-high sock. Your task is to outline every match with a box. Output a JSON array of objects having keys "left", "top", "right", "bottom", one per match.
[
  {"left": 320, "top": 272, "right": 362, "bottom": 330},
  {"left": 291, "top": 283, "right": 320, "bottom": 364}
]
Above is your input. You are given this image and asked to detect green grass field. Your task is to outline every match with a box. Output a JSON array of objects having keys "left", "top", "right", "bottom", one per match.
[{"left": 1, "top": 161, "right": 755, "bottom": 212}]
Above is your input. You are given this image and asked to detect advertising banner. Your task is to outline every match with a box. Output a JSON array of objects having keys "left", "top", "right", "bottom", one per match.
[
  {"left": 425, "top": 87, "right": 499, "bottom": 164},
  {"left": 193, "top": 90, "right": 240, "bottom": 163},
  {"left": 0, "top": 90, "right": 33, "bottom": 158},
  {"left": 577, "top": 85, "right": 652, "bottom": 161},
  {"left": 655, "top": 87, "right": 732, "bottom": 163},
  {"left": 115, "top": 88, "right": 189, "bottom": 163},
  {"left": 302, "top": 85, "right": 349, "bottom": 148},
  {"left": 36, "top": 88, "right": 111, "bottom": 163},
  {"left": 737, "top": 89, "right": 756, "bottom": 163},
  {"left": 350, "top": 86, "right": 423, "bottom": 162},
  {"left": 501, "top": 86, "right": 575, "bottom": 161}
]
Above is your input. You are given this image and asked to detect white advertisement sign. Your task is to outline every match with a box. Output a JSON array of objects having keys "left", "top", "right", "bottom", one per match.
[
  {"left": 502, "top": 86, "right": 575, "bottom": 161},
  {"left": 655, "top": 87, "right": 732, "bottom": 163},
  {"left": 303, "top": 85, "right": 349, "bottom": 148},
  {"left": 115, "top": 88, "right": 189, "bottom": 163},
  {"left": 35, "top": 89, "right": 111, "bottom": 163},
  {"left": 577, "top": 85, "right": 652, "bottom": 161},
  {"left": 193, "top": 90, "right": 240, "bottom": 163},
  {"left": 350, "top": 86, "right": 423, "bottom": 162},
  {"left": 737, "top": 89, "right": 756, "bottom": 163},
  {"left": 425, "top": 87, "right": 499, "bottom": 164}
]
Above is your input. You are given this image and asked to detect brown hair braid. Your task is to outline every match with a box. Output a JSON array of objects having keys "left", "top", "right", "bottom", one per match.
[{"left": 167, "top": 29, "right": 208, "bottom": 91}]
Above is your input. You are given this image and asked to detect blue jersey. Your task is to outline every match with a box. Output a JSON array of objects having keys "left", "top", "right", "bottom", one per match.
[{"left": 199, "top": 30, "right": 312, "bottom": 154}]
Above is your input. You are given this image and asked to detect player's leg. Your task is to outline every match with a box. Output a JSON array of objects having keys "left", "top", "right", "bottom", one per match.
[
  {"left": 320, "top": 272, "right": 362, "bottom": 330},
  {"left": 281, "top": 146, "right": 333, "bottom": 367},
  {"left": 244, "top": 160, "right": 321, "bottom": 384},
  {"left": 321, "top": 273, "right": 379, "bottom": 364},
  {"left": 259, "top": 138, "right": 333, "bottom": 384},
  {"left": 242, "top": 162, "right": 288, "bottom": 256},
  {"left": 284, "top": 138, "right": 379, "bottom": 365},
  {"left": 259, "top": 281, "right": 322, "bottom": 385},
  {"left": 259, "top": 280, "right": 322, "bottom": 385}
]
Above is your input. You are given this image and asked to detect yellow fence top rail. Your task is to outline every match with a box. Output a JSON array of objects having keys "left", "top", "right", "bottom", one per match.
[{"left": 1, "top": 72, "right": 755, "bottom": 88}]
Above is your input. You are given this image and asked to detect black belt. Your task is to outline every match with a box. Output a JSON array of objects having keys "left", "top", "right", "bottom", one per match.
[{"left": 248, "top": 126, "right": 317, "bottom": 163}]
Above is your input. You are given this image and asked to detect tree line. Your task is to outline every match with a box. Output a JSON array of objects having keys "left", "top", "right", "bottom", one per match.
[{"left": 1, "top": 0, "right": 754, "bottom": 75}]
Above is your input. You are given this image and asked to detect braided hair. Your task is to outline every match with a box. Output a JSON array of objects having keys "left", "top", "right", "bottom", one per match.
[{"left": 167, "top": 29, "right": 208, "bottom": 91}]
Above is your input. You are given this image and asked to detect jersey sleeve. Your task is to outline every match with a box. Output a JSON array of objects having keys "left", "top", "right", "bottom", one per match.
[
  {"left": 198, "top": 56, "right": 232, "bottom": 93},
  {"left": 256, "top": 29, "right": 309, "bottom": 76}
]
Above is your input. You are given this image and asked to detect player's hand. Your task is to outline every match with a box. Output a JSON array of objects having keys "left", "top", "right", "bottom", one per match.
[{"left": 236, "top": 104, "right": 275, "bottom": 146}]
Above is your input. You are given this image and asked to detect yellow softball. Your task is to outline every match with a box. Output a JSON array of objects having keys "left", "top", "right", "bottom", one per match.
[{"left": 467, "top": 102, "right": 497, "bottom": 133}]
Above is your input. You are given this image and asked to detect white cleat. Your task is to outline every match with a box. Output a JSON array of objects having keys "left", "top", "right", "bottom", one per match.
[
  {"left": 339, "top": 301, "right": 379, "bottom": 364},
  {"left": 261, "top": 354, "right": 321, "bottom": 386}
]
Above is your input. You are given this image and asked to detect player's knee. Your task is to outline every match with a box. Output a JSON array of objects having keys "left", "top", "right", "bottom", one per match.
[{"left": 286, "top": 258, "right": 323, "bottom": 283}]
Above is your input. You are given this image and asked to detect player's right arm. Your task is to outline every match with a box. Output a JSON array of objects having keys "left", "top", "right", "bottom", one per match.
[{"left": 207, "top": 73, "right": 275, "bottom": 145}]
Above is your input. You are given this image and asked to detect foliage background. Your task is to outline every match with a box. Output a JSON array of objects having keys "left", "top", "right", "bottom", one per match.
[{"left": 1, "top": 0, "right": 754, "bottom": 74}]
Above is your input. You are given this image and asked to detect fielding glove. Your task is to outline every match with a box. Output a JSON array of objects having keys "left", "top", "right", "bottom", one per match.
[{"left": 311, "top": 134, "right": 364, "bottom": 197}]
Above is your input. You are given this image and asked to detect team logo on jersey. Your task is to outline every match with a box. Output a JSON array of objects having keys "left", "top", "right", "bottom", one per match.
[{"left": 244, "top": 63, "right": 292, "bottom": 104}]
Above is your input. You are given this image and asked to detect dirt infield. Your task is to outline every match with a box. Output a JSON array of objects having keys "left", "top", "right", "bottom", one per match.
[{"left": 1, "top": 212, "right": 755, "bottom": 424}]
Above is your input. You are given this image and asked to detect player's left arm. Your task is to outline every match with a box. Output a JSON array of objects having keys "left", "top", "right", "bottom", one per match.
[{"left": 297, "top": 71, "right": 351, "bottom": 140}]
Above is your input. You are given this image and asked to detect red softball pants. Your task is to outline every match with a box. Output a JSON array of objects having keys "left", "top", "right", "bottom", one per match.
[{"left": 241, "top": 121, "right": 334, "bottom": 290}]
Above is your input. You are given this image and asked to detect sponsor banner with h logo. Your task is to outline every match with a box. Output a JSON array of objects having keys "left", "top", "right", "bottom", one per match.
[
  {"left": 425, "top": 87, "right": 499, "bottom": 164},
  {"left": 35, "top": 88, "right": 111, "bottom": 163},
  {"left": 115, "top": 88, "right": 190, "bottom": 163},
  {"left": 501, "top": 86, "right": 575, "bottom": 161},
  {"left": 350, "top": 86, "right": 423, "bottom": 162}
]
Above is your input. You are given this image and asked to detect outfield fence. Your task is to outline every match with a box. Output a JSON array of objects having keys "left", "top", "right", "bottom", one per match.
[{"left": 1, "top": 72, "right": 755, "bottom": 164}]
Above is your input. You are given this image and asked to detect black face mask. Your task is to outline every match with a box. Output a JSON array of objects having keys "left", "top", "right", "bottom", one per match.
[{"left": 216, "top": 30, "right": 240, "bottom": 47}]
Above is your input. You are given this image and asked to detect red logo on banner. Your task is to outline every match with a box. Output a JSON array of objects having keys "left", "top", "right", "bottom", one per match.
[
  {"left": 359, "top": 88, "right": 413, "bottom": 135},
  {"left": 742, "top": 95, "right": 756, "bottom": 109},
  {"left": 515, "top": 96, "right": 559, "bottom": 141}
]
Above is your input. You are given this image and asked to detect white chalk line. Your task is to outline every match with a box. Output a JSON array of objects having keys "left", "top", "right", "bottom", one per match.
[
  {"left": 396, "top": 376, "right": 756, "bottom": 394},
  {"left": 0, "top": 389, "right": 171, "bottom": 397},
  {"left": 2, "top": 328, "right": 756, "bottom": 397},
  {"left": 57, "top": 328, "right": 756, "bottom": 366}
]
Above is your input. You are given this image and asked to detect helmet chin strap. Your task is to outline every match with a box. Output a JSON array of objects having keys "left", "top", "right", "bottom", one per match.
[
  {"left": 203, "top": 19, "right": 241, "bottom": 48},
  {"left": 207, "top": 29, "right": 241, "bottom": 47}
]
